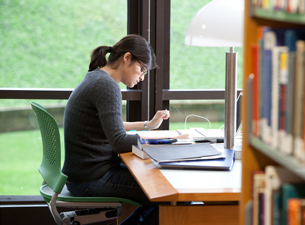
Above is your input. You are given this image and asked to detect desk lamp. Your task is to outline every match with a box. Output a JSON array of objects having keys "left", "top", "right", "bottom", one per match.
[{"left": 184, "top": 0, "right": 244, "bottom": 148}]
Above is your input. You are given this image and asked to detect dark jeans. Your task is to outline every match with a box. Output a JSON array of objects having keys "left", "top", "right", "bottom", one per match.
[{"left": 66, "top": 164, "right": 159, "bottom": 225}]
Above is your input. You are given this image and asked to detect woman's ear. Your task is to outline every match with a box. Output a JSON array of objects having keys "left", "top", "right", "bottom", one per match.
[{"left": 123, "top": 52, "right": 132, "bottom": 64}]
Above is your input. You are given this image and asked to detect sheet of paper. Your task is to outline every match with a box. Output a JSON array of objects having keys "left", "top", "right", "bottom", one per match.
[{"left": 127, "top": 130, "right": 179, "bottom": 138}]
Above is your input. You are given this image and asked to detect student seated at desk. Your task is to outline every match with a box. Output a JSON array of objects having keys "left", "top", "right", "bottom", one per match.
[{"left": 63, "top": 34, "right": 189, "bottom": 225}]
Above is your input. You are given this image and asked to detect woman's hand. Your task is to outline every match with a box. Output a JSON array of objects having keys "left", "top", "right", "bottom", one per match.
[
  {"left": 147, "top": 109, "right": 170, "bottom": 130},
  {"left": 173, "top": 133, "right": 191, "bottom": 140}
]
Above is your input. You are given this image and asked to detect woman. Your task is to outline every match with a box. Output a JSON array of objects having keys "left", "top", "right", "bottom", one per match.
[{"left": 63, "top": 34, "right": 188, "bottom": 225}]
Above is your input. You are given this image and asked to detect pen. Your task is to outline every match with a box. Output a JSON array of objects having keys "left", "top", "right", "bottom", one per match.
[{"left": 148, "top": 138, "right": 177, "bottom": 144}]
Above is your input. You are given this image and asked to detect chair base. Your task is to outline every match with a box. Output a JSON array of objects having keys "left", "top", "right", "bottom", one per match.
[
  {"left": 42, "top": 185, "right": 123, "bottom": 225},
  {"left": 60, "top": 207, "right": 119, "bottom": 225}
]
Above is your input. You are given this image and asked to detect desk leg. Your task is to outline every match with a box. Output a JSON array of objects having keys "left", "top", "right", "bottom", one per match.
[
  {"left": 118, "top": 204, "right": 139, "bottom": 224},
  {"left": 159, "top": 204, "right": 239, "bottom": 225}
]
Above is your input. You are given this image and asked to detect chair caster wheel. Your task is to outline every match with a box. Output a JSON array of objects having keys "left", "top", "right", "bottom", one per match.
[{"left": 70, "top": 221, "right": 81, "bottom": 225}]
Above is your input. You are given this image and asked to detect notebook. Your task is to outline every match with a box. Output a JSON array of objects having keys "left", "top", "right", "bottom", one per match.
[
  {"left": 143, "top": 143, "right": 223, "bottom": 163},
  {"left": 177, "top": 93, "right": 243, "bottom": 142},
  {"left": 159, "top": 148, "right": 235, "bottom": 171}
]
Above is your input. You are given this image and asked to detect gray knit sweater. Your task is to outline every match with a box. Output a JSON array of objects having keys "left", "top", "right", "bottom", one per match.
[{"left": 63, "top": 69, "right": 139, "bottom": 182}]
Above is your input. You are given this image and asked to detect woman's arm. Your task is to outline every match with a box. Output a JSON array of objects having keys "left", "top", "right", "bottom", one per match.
[
  {"left": 124, "top": 109, "right": 191, "bottom": 140},
  {"left": 123, "top": 109, "right": 169, "bottom": 131},
  {"left": 123, "top": 121, "right": 150, "bottom": 131}
]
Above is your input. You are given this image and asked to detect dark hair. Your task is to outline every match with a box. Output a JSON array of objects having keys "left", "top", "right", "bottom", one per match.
[{"left": 88, "top": 34, "right": 157, "bottom": 72}]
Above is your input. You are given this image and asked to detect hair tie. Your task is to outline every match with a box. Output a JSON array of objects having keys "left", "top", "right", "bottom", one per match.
[{"left": 108, "top": 46, "right": 112, "bottom": 53}]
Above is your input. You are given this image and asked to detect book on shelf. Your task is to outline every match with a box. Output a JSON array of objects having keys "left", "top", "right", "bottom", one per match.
[
  {"left": 252, "top": 171, "right": 265, "bottom": 225},
  {"left": 251, "top": 0, "right": 305, "bottom": 14},
  {"left": 260, "top": 27, "right": 286, "bottom": 145},
  {"left": 251, "top": 166, "right": 305, "bottom": 225},
  {"left": 272, "top": 46, "right": 288, "bottom": 151},
  {"left": 278, "top": 50, "right": 290, "bottom": 154},
  {"left": 294, "top": 40, "right": 305, "bottom": 161},
  {"left": 301, "top": 199, "right": 305, "bottom": 224},
  {"left": 286, "top": 50, "right": 296, "bottom": 156},
  {"left": 260, "top": 28, "right": 275, "bottom": 145},
  {"left": 251, "top": 42, "right": 260, "bottom": 137},
  {"left": 287, "top": 198, "right": 305, "bottom": 225},
  {"left": 250, "top": 27, "right": 305, "bottom": 163},
  {"left": 280, "top": 183, "right": 305, "bottom": 225}
]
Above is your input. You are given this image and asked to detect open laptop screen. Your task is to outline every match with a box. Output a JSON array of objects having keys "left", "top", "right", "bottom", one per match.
[{"left": 236, "top": 92, "right": 243, "bottom": 135}]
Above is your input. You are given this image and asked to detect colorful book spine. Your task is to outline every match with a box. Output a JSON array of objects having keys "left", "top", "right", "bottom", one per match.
[
  {"left": 262, "top": 29, "right": 276, "bottom": 145},
  {"left": 278, "top": 50, "right": 289, "bottom": 154},
  {"left": 288, "top": 198, "right": 301, "bottom": 225},
  {"left": 252, "top": 0, "right": 305, "bottom": 14},
  {"left": 271, "top": 46, "right": 288, "bottom": 150},
  {"left": 252, "top": 171, "right": 266, "bottom": 225},
  {"left": 252, "top": 43, "right": 260, "bottom": 137},
  {"left": 293, "top": 40, "right": 305, "bottom": 160}
]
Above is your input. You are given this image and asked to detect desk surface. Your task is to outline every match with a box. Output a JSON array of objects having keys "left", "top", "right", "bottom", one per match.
[{"left": 120, "top": 152, "right": 241, "bottom": 203}]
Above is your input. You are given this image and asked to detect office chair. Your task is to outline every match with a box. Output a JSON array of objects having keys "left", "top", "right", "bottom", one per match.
[{"left": 30, "top": 102, "right": 142, "bottom": 225}]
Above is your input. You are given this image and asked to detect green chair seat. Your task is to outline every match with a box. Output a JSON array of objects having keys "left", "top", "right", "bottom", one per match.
[{"left": 40, "top": 184, "right": 142, "bottom": 206}]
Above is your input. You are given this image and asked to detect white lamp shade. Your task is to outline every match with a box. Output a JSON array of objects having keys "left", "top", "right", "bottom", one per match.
[{"left": 185, "top": 0, "right": 244, "bottom": 47}]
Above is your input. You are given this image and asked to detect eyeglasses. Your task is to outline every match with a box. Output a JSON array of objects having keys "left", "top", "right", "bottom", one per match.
[{"left": 137, "top": 61, "right": 148, "bottom": 76}]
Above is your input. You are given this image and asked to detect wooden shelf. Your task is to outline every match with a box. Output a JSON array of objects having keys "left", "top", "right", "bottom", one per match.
[
  {"left": 250, "top": 135, "right": 305, "bottom": 179},
  {"left": 252, "top": 8, "right": 305, "bottom": 24},
  {"left": 240, "top": 1, "right": 305, "bottom": 224}
]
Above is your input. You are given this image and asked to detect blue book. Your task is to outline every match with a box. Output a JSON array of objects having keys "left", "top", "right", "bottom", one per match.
[
  {"left": 261, "top": 28, "right": 286, "bottom": 144},
  {"left": 273, "top": 191, "right": 280, "bottom": 225},
  {"left": 260, "top": 28, "right": 288, "bottom": 145}
]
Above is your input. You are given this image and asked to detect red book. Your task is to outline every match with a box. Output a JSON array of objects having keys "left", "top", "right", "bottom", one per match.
[
  {"left": 252, "top": 43, "right": 259, "bottom": 136},
  {"left": 288, "top": 198, "right": 301, "bottom": 225}
]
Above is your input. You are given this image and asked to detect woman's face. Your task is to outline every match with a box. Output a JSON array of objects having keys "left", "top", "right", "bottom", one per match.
[{"left": 121, "top": 57, "right": 147, "bottom": 88}]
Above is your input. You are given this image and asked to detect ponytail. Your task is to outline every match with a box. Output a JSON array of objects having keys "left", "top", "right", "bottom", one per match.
[
  {"left": 89, "top": 35, "right": 157, "bottom": 72},
  {"left": 88, "top": 46, "right": 112, "bottom": 71}
]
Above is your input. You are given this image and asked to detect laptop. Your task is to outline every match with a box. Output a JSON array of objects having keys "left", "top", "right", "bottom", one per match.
[
  {"left": 177, "top": 93, "right": 243, "bottom": 142},
  {"left": 159, "top": 148, "right": 235, "bottom": 171}
]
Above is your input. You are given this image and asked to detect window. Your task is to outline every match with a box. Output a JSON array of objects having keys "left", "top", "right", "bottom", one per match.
[{"left": 0, "top": 0, "right": 127, "bottom": 90}]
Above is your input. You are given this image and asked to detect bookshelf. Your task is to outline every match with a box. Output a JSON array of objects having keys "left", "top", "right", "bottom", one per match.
[
  {"left": 250, "top": 136, "right": 305, "bottom": 180},
  {"left": 241, "top": 1, "right": 305, "bottom": 224},
  {"left": 252, "top": 8, "right": 305, "bottom": 24}
]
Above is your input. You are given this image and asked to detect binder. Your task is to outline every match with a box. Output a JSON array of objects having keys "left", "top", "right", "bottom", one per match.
[
  {"left": 158, "top": 148, "right": 235, "bottom": 171},
  {"left": 143, "top": 143, "right": 222, "bottom": 163}
]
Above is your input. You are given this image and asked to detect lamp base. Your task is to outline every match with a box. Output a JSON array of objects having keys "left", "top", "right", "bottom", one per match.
[{"left": 224, "top": 47, "right": 238, "bottom": 149}]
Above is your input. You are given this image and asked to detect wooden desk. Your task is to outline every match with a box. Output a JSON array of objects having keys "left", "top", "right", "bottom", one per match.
[{"left": 120, "top": 152, "right": 241, "bottom": 225}]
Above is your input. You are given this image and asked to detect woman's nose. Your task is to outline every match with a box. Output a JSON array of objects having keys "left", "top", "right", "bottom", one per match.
[{"left": 139, "top": 74, "right": 144, "bottom": 81}]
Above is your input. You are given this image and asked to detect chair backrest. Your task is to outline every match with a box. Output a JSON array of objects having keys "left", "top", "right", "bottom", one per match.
[{"left": 31, "top": 102, "right": 68, "bottom": 194}]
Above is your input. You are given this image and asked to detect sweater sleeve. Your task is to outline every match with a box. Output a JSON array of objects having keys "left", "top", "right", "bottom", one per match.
[{"left": 92, "top": 73, "right": 139, "bottom": 153}]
